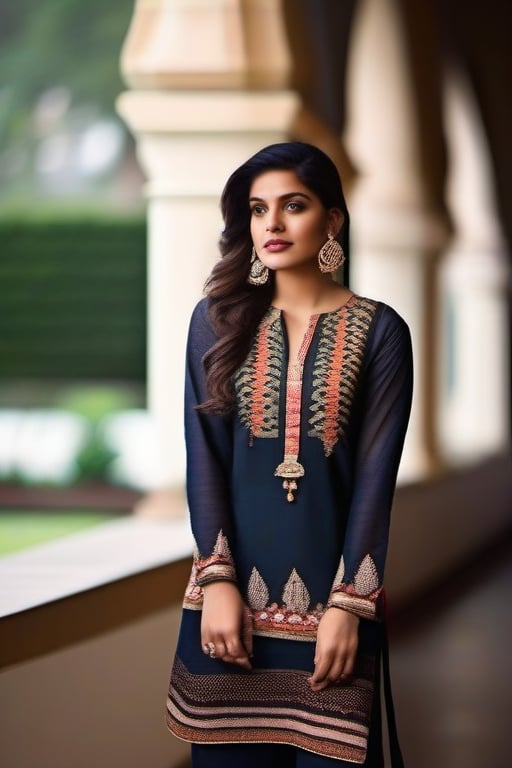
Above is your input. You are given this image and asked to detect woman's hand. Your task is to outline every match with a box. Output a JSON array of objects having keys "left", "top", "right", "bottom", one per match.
[
  {"left": 309, "top": 608, "right": 359, "bottom": 692},
  {"left": 201, "top": 581, "right": 253, "bottom": 670}
]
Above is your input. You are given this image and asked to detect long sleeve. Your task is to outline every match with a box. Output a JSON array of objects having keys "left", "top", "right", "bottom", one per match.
[
  {"left": 184, "top": 299, "right": 237, "bottom": 587},
  {"left": 327, "top": 306, "right": 413, "bottom": 620}
]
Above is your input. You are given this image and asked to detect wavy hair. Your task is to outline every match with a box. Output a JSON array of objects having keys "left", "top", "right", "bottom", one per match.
[{"left": 200, "top": 141, "right": 350, "bottom": 414}]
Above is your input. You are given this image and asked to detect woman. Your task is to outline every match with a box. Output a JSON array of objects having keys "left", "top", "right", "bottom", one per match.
[{"left": 167, "top": 142, "right": 413, "bottom": 767}]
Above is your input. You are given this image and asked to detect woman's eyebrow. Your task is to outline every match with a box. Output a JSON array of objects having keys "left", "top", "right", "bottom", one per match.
[{"left": 249, "top": 192, "right": 313, "bottom": 202}]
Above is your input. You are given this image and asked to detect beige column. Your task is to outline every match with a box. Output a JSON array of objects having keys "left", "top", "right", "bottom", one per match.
[
  {"left": 344, "top": 0, "right": 450, "bottom": 482},
  {"left": 117, "top": 1, "right": 297, "bottom": 491},
  {"left": 438, "top": 72, "right": 510, "bottom": 462}
]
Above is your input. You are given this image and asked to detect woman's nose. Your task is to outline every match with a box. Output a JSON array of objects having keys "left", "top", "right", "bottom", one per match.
[{"left": 266, "top": 211, "right": 284, "bottom": 232}]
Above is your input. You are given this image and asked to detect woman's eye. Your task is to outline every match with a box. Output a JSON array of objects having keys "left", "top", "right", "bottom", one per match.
[
  {"left": 286, "top": 201, "right": 304, "bottom": 212},
  {"left": 251, "top": 205, "right": 266, "bottom": 216}
]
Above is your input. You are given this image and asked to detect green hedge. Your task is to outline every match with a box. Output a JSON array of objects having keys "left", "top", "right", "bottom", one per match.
[{"left": 0, "top": 217, "right": 147, "bottom": 380}]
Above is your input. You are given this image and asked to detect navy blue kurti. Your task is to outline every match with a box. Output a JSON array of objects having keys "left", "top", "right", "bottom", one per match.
[{"left": 167, "top": 294, "right": 413, "bottom": 763}]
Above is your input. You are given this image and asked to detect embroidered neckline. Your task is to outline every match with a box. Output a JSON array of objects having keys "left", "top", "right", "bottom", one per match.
[
  {"left": 273, "top": 295, "right": 359, "bottom": 502},
  {"left": 233, "top": 294, "right": 378, "bottom": 498},
  {"left": 270, "top": 292, "right": 357, "bottom": 319},
  {"left": 274, "top": 313, "right": 319, "bottom": 502}
]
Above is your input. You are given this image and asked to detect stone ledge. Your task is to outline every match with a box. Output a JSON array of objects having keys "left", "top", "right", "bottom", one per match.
[
  {"left": 0, "top": 515, "right": 194, "bottom": 669},
  {"left": 0, "top": 515, "right": 193, "bottom": 619}
]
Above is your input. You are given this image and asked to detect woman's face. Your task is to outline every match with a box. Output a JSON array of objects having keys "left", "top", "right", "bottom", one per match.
[{"left": 249, "top": 169, "right": 343, "bottom": 273}]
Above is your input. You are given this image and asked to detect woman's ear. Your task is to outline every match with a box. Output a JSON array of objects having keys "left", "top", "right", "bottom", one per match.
[{"left": 327, "top": 208, "right": 344, "bottom": 237}]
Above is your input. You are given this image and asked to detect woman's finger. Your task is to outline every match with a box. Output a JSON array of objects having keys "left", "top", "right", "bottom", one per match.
[
  {"left": 225, "top": 635, "right": 251, "bottom": 669},
  {"left": 325, "top": 658, "right": 345, "bottom": 684},
  {"left": 340, "top": 645, "right": 357, "bottom": 678},
  {"left": 310, "top": 645, "right": 354, "bottom": 690},
  {"left": 203, "top": 632, "right": 252, "bottom": 669},
  {"left": 310, "top": 650, "right": 335, "bottom": 686}
]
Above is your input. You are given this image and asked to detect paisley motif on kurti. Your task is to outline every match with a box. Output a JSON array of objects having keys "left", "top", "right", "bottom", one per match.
[
  {"left": 327, "top": 553, "right": 383, "bottom": 620},
  {"left": 184, "top": 539, "right": 383, "bottom": 638}
]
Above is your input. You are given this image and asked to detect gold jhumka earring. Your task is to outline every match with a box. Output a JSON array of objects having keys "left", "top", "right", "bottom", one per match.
[
  {"left": 318, "top": 234, "right": 345, "bottom": 273},
  {"left": 247, "top": 246, "right": 269, "bottom": 285}
]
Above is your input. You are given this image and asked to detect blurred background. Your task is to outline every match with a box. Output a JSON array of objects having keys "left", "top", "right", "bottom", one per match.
[
  {"left": 0, "top": 0, "right": 150, "bottom": 547},
  {"left": 0, "top": 1, "right": 511, "bottom": 767}
]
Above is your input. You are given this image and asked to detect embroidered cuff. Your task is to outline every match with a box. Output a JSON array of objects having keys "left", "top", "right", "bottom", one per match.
[
  {"left": 195, "top": 561, "right": 237, "bottom": 587},
  {"left": 194, "top": 529, "right": 237, "bottom": 587},
  {"left": 328, "top": 553, "right": 382, "bottom": 621},
  {"left": 327, "top": 589, "right": 380, "bottom": 620}
]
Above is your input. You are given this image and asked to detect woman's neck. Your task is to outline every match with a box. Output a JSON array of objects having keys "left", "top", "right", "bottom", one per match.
[{"left": 272, "top": 267, "right": 349, "bottom": 315}]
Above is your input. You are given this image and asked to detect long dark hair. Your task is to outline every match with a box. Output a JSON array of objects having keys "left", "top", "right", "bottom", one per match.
[{"left": 200, "top": 141, "right": 350, "bottom": 414}]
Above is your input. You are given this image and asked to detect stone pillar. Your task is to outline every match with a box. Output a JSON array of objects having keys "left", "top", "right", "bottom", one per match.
[
  {"left": 344, "top": 0, "right": 450, "bottom": 482},
  {"left": 117, "top": 0, "right": 297, "bottom": 491},
  {"left": 437, "top": 72, "right": 510, "bottom": 462},
  {"left": 281, "top": 0, "right": 359, "bottom": 192}
]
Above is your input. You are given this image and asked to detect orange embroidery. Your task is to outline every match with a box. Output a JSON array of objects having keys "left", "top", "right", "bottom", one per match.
[
  {"left": 235, "top": 308, "right": 282, "bottom": 439},
  {"left": 309, "top": 297, "right": 377, "bottom": 456},
  {"left": 252, "top": 322, "right": 272, "bottom": 435}
]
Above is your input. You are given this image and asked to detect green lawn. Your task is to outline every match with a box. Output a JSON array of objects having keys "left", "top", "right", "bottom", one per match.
[{"left": 0, "top": 511, "right": 120, "bottom": 556}]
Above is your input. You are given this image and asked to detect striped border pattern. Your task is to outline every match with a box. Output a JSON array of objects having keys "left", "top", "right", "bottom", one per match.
[{"left": 167, "top": 655, "right": 375, "bottom": 763}]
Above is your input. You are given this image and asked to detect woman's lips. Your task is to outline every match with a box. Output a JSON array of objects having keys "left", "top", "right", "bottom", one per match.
[{"left": 264, "top": 239, "right": 292, "bottom": 252}]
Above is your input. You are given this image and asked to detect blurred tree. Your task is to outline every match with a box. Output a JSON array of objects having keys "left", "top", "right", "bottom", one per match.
[
  {"left": 0, "top": 0, "right": 133, "bottom": 119},
  {"left": 0, "top": 0, "right": 135, "bottom": 199}
]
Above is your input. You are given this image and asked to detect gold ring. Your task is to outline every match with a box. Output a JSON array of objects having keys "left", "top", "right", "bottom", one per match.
[{"left": 207, "top": 641, "right": 216, "bottom": 659}]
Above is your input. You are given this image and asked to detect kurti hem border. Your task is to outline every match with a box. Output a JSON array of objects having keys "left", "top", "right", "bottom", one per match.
[{"left": 166, "top": 712, "right": 366, "bottom": 764}]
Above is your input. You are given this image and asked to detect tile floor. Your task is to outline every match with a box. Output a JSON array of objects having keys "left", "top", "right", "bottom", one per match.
[{"left": 389, "top": 537, "right": 512, "bottom": 768}]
